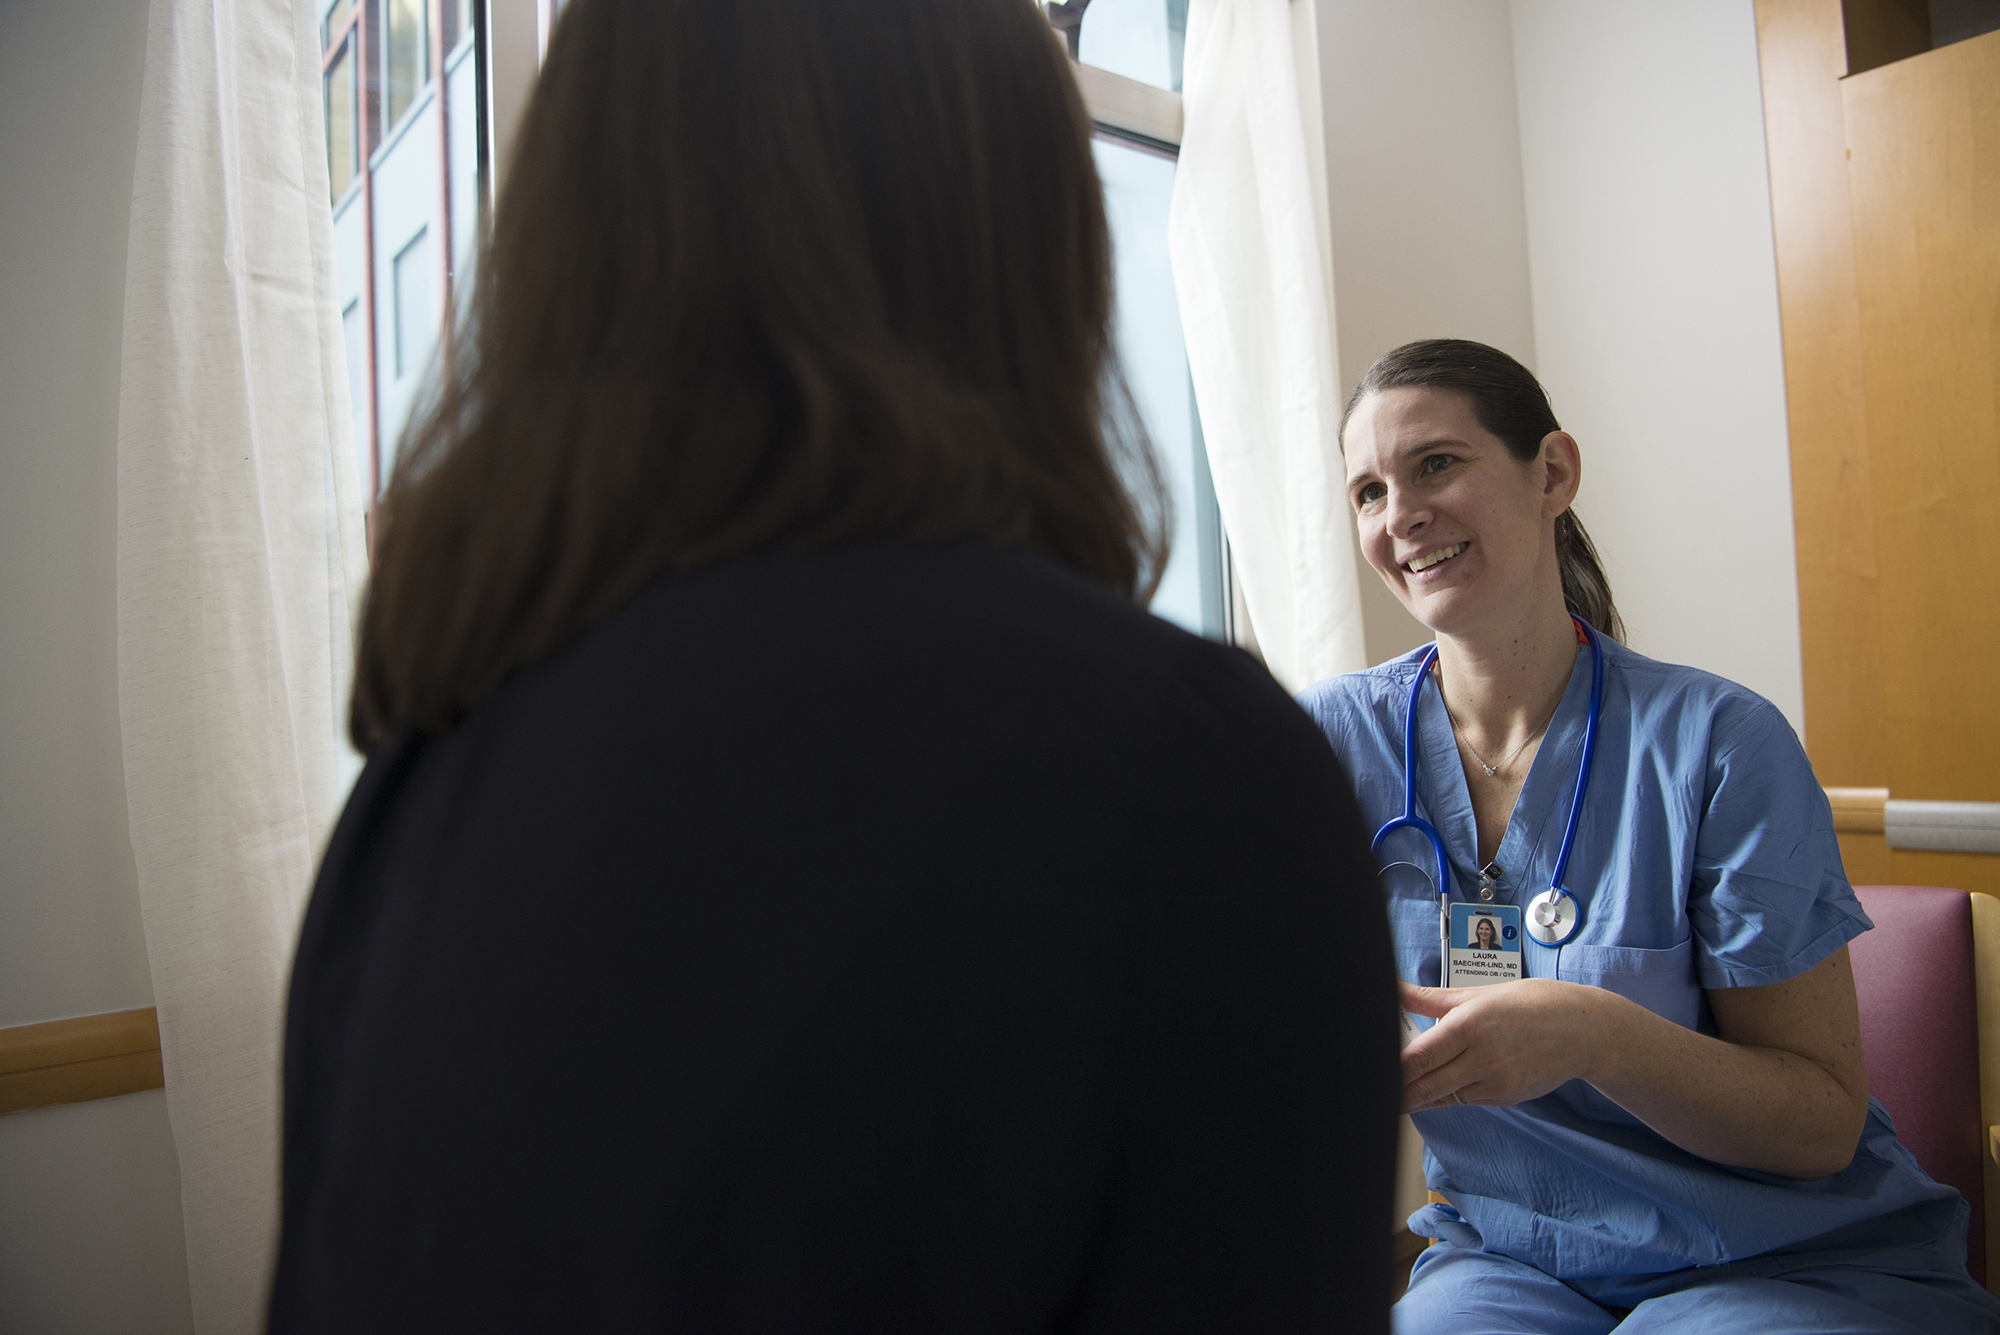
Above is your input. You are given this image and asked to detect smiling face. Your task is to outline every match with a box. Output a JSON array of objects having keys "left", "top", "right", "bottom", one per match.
[
  {"left": 1474, "top": 918, "right": 1498, "bottom": 949},
  {"left": 1341, "top": 386, "right": 1579, "bottom": 641}
]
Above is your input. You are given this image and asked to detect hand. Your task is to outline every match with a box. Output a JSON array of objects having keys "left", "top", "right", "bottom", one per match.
[{"left": 1399, "top": 977, "right": 1616, "bottom": 1114}]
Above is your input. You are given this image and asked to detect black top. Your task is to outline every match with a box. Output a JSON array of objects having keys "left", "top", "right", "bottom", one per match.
[{"left": 270, "top": 542, "right": 1397, "bottom": 1333}]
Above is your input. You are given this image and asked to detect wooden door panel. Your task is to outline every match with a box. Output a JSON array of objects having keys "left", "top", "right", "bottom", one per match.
[
  {"left": 1760, "top": 3, "right": 2000, "bottom": 896},
  {"left": 1756, "top": 0, "right": 1889, "bottom": 799},
  {"left": 1895, "top": 849, "right": 2000, "bottom": 897},
  {"left": 1843, "top": 32, "right": 2000, "bottom": 821},
  {"left": 1842, "top": 31, "right": 2000, "bottom": 893},
  {"left": 1840, "top": 832, "right": 1896, "bottom": 885}
]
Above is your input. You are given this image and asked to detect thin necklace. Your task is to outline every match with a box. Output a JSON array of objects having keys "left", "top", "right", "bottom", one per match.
[{"left": 1443, "top": 693, "right": 1562, "bottom": 778}]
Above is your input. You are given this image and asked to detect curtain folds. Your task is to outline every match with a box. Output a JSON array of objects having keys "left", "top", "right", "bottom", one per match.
[
  {"left": 1169, "top": 0, "right": 1364, "bottom": 692},
  {"left": 116, "top": 0, "right": 367, "bottom": 1328}
]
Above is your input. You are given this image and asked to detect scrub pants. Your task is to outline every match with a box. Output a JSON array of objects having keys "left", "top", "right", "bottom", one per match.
[{"left": 1396, "top": 1243, "right": 2000, "bottom": 1335}]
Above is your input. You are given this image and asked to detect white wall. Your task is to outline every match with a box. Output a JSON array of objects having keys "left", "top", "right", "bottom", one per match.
[
  {"left": 0, "top": 0, "right": 153, "bottom": 1032},
  {"left": 1317, "top": 0, "right": 1539, "bottom": 668},
  {"left": 1510, "top": 0, "right": 1805, "bottom": 732},
  {"left": 0, "top": 0, "right": 196, "bottom": 1328},
  {"left": 0, "top": 1092, "right": 193, "bottom": 1335}
]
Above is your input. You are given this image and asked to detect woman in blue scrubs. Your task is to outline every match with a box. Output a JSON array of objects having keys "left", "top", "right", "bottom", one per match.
[{"left": 1297, "top": 339, "right": 2000, "bottom": 1333}]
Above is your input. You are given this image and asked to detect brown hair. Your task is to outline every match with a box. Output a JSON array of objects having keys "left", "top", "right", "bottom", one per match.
[
  {"left": 1339, "top": 339, "right": 1625, "bottom": 643},
  {"left": 349, "top": 0, "right": 1166, "bottom": 750}
]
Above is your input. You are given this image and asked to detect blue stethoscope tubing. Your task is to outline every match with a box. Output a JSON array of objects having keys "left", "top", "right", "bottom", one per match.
[{"left": 1371, "top": 619, "right": 1606, "bottom": 973}]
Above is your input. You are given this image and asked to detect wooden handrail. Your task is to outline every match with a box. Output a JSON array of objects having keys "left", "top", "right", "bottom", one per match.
[
  {"left": 0, "top": 1008, "right": 163, "bottom": 1116},
  {"left": 1827, "top": 787, "right": 1890, "bottom": 834},
  {"left": 1826, "top": 788, "right": 2000, "bottom": 854}
]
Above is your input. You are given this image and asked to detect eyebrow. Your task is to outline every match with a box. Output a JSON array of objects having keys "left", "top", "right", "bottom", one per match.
[
  {"left": 1346, "top": 436, "right": 1475, "bottom": 486},
  {"left": 1389, "top": 435, "right": 1473, "bottom": 460}
]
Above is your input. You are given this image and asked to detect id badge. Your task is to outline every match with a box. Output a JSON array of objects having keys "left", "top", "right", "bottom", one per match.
[{"left": 1447, "top": 902, "right": 1524, "bottom": 988}]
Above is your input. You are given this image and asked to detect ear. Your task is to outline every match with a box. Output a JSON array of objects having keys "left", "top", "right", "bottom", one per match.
[{"left": 1537, "top": 430, "right": 1581, "bottom": 516}]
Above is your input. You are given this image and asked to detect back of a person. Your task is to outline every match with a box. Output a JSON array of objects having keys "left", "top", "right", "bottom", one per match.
[
  {"left": 267, "top": 0, "right": 1399, "bottom": 1323},
  {"left": 273, "top": 542, "right": 1396, "bottom": 1330}
]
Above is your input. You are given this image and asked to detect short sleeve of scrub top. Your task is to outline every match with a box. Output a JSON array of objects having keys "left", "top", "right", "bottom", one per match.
[
  {"left": 1296, "top": 637, "right": 1959, "bottom": 1280},
  {"left": 1684, "top": 695, "right": 1867, "bottom": 988}
]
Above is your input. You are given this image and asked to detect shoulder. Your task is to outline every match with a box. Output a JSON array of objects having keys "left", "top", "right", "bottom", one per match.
[
  {"left": 565, "top": 539, "right": 1201, "bottom": 692},
  {"left": 1600, "top": 638, "right": 1799, "bottom": 757},
  {"left": 464, "top": 539, "right": 1328, "bottom": 795},
  {"left": 1602, "top": 642, "right": 1862, "bottom": 982},
  {"left": 1294, "top": 646, "right": 1430, "bottom": 714}
]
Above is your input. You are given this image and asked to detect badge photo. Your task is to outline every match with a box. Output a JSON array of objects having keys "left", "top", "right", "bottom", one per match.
[{"left": 1447, "top": 902, "right": 1524, "bottom": 988}]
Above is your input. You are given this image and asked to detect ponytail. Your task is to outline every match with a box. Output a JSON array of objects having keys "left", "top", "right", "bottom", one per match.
[
  {"left": 1340, "top": 338, "right": 1626, "bottom": 643},
  {"left": 1554, "top": 509, "right": 1623, "bottom": 643}
]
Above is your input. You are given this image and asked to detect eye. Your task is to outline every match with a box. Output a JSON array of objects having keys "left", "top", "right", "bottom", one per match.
[
  {"left": 1354, "top": 481, "right": 1386, "bottom": 508},
  {"left": 1421, "top": 453, "right": 1456, "bottom": 475}
]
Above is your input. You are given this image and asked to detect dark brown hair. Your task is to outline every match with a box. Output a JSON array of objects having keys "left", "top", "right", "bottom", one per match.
[
  {"left": 1339, "top": 339, "right": 1625, "bottom": 643},
  {"left": 349, "top": 0, "right": 1166, "bottom": 750}
]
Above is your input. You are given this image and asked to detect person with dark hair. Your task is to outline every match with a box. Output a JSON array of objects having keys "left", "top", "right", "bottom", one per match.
[
  {"left": 1470, "top": 917, "right": 1498, "bottom": 951},
  {"left": 266, "top": 1, "right": 1399, "bottom": 1330},
  {"left": 1296, "top": 340, "right": 1999, "bottom": 1333}
]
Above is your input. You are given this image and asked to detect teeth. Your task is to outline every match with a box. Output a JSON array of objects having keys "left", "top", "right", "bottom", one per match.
[{"left": 1407, "top": 543, "right": 1467, "bottom": 573}]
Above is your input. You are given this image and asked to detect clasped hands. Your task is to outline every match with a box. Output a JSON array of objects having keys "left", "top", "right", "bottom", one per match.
[{"left": 1400, "top": 976, "right": 1617, "bottom": 1114}]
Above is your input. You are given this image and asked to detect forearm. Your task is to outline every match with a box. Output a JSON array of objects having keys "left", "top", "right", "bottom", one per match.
[{"left": 1580, "top": 987, "right": 1866, "bottom": 1179}]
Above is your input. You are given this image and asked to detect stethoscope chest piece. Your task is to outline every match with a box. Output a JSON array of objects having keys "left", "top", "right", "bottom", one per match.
[{"left": 1525, "top": 887, "right": 1581, "bottom": 947}]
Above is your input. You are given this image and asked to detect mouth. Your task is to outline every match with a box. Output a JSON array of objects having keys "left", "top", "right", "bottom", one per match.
[{"left": 1403, "top": 542, "right": 1468, "bottom": 575}]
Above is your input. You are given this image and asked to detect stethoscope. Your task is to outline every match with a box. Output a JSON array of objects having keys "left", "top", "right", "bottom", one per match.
[{"left": 1372, "top": 619, "right": 1605, "bottom": 974}]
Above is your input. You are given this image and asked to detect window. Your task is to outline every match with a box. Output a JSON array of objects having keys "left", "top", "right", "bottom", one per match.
[
  {"left": 392, "top": 227, "right": 436, "bottom": 379},
  {"left": 1094, "top": 135, "right": 1225, "bottom": 640},
  {"left": 322, "top": 0, "right": 483, "bottom": 509},
  {"left": 384, "top": 0, "right": 427, "bottom": 132},
  {"left": 1066, "top": 0, "right": 1229, "bottom": 640},
  {"left": 341, "top": 299, "right": 367, "bottom": 437},
  {"left": 322, "top": 0, "right": 1227, "bottom": 632},
  {"left": 324, "top": 19, "right": 359, "bottom": 201},
  {"left": 1078, "top": 0, "right": 1187, "bottom": 92}
]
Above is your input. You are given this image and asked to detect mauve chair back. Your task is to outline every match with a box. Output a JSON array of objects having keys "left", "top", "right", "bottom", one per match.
[{"left": 1850, "top": 884, "right": 1985, "bottom": 1286}]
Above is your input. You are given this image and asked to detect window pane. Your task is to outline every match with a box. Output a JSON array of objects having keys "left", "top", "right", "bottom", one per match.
[
  {"left": 392, "top": 225, "right": 437, "bottom": 381},
  {"left": 325, "top": 40, "right": 357, "bottom": 202},
  {"left": 1078, "top": 0, "right": 1187, "bottom": 92},
  {"left": 341, "top": 298, "right": 368, "bottom": 453},
  {"left": 1093, "top": 134, "right": 1223, "bottom": 638},
  {"left": 385, "top": 0, "right": 426, "bottom": 129},
  {"left": 443, "top": 0, "right": 475, "bottom": 53}
]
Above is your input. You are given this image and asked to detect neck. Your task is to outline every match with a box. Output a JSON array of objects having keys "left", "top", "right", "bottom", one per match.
[{"left": 1433, "top": 598, "right": 1580, "bottom": 746}]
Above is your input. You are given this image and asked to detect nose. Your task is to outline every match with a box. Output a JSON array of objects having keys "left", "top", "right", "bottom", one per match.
[{"left": 1383, "top": 484, "right": 1428, "bottom": 541}]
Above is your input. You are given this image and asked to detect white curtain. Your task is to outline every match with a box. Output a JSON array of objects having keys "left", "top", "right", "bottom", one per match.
[
  {"left": 116, "top": 0, "right": 368, "bottom": 1328},
  {"left": 1169, "top": 0, "right": 1364, "bottom": 692}
]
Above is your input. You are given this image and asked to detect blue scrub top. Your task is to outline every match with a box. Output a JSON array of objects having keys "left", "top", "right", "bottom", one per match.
[{"left": 1297, "top": 636, "right": 1965, "bottom": 1280}]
